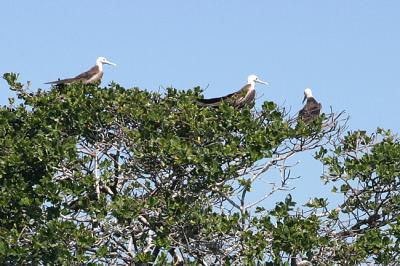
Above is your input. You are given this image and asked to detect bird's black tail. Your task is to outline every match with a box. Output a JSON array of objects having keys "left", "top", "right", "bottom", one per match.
[
  {"left": 44, "top": 78, "right": 76, "bottom": 85},
  {"left": 196, "top": 97, "right": 224, "bottom": 107}
]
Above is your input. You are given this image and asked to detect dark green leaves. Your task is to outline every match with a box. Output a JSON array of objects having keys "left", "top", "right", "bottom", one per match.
[
  {"left": 1, "top": 74, "right": 398, "bottom": 265},
  {"left": 3, "top": 72, "right": 24, "bottom": 91}
]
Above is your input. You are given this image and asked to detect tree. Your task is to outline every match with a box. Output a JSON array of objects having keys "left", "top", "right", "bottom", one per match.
[{"left": 0, "top": 73, "right": 399, "bottom": 265}]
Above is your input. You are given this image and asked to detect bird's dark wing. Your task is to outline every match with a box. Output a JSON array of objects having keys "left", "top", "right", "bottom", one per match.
[
  {"left": 309, "top": 102, "right": 322, "bottom": 117},
  {"left": 45, "top": 65, "right": 100, "bottom": 85},
  {"left": 197, "top": 84, "right": 253, "bottom": 108},
  {"left": 232, "top": 85, "right": 255, "bottom": 108},
  {"left": 197, "top": 91, "right": 236, "bottom": 107},
  {"left": 298, "top": 98, "right": 322, "bottom": 124},
  {"left": 73, "top": 65, "right": 99, "bottom": 80},
  {"left": 298, "top": 108, "right": 313, "bottom": 124},
  {"left": 44, "top": 77, "right": 79, "bottom": 85}
]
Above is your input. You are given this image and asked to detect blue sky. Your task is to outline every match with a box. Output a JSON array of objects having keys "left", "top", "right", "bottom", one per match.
[{"left": 1, "top": 1, "right": 399, "bottom": 207}]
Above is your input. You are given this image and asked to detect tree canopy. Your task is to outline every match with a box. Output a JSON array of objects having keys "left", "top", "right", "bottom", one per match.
[{"left": 1, "top": 73, "right": 399, "bottom": 265}]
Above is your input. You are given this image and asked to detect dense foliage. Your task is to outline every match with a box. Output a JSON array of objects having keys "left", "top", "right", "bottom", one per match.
[{"left": 1, "top": 73, "right": 399, "bottom": 265}]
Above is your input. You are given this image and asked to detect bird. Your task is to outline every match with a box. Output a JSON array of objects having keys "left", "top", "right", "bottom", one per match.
[
  {"left": 45, "top": 57, "right": 116, "bottom": 85},
  {"left": 298, "top": 88, "right": 322, "bottom": 124},
  {"left": 197, "top": 74, "right": 268, "bottom": 108}
]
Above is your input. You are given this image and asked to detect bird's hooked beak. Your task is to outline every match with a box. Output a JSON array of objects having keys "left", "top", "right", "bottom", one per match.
[
  {"left": 302, "top": 95, "right": 307, "bottom": 104},
  {"left": 104, "top": 60, "right": 117, "bottom": 66},
  {"left": 255, "top": 79, "right": 269, "bottom": 86}
]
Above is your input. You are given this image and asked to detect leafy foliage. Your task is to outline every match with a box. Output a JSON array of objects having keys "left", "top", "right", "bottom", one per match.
[{"left": 0, "top": 73, "right": 398, "bottom": 265}]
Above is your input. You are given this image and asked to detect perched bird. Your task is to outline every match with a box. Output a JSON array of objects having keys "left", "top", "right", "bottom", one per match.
[
  {"left": 45, "top": 57, "right": 116, "bottom": 85},
  {"left": 298, "top": 88, "right": 322, "bottom": 124},
  {"left": 197, "top": 74, "right": 268, "bottom": 108}
]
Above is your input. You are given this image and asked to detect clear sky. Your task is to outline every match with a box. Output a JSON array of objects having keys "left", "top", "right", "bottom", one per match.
[{"left": 1, "top": 1, "right": 399, "bottom": 207}]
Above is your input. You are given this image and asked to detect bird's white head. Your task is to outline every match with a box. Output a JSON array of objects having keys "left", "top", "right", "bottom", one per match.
[
  {"left": 96, "top": 57, "right": 117, "bottom": 67},
  {"left": 303, "top": 88, "right": 313, "bottom": 103},
  {"left": 247, "top": 74, "right": 268, "bottom": 86}
]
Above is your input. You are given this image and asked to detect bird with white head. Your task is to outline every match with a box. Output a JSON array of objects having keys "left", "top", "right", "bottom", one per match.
[
  {"left": 45, "top": 56, "right": 116, "bottom": 85},
  {"left": 298, "top": 88, "right": 322, "bottom": 124},
  {"left": 197, "top": 74, "right": 268, "bottom": 108}
]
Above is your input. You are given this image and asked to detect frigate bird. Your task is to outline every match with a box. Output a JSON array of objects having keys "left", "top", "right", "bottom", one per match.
[
  {"left": 298, "top": 88, "right": 322, "bottom": 124},
  {"left": 45, "top": 57, "right": 116, "bottom": 85},
  {"left": 197, "top": 74, "right": 268, "bottom": 108}
]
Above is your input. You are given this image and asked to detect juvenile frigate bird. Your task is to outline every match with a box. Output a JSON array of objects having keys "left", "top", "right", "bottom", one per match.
[
  {"left": 298, "top": 88, "right": 322, "bottom": 124},
  {"left": 45, "top": 57, "right": 116, "bottom": 85},
  {"left": 197, "top": 74, "right": 268, "bottom": 108}
]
